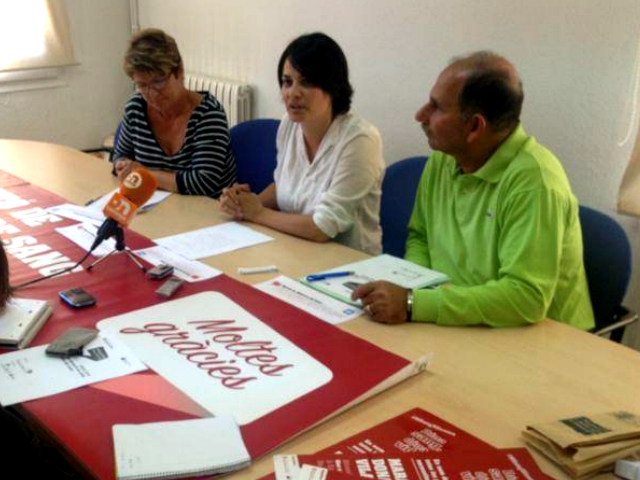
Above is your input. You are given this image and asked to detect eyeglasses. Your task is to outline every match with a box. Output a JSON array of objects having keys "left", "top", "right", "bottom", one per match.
[{"left": 133, "top": 75, "right": 170, "bottom": 94}]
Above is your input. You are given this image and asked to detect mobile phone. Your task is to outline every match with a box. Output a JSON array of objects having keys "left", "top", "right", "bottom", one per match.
[
  {"left": 59, "top": 287, "right": 96, "bottom": 309},
  {"left": 46, "top": 328, "right": 98, "bottom": 357},
  {"left": 146, "top": 264, "right": 174, "bottom": 280},
  {"left": 156, "top": 277, "right": 184, "bottom": 298}
]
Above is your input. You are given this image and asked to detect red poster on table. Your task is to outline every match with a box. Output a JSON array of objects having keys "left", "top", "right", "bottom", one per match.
[{"left": 0, "top": 171, "right": 426, "bottom": 480}]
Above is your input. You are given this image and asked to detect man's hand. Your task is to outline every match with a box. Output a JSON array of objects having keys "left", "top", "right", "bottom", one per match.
[
  {"left": 351, "top": 281, "right": 409, "bottom": 324},
  {"left": 219, "top": 183, "right": 251, "bottom": 220}
]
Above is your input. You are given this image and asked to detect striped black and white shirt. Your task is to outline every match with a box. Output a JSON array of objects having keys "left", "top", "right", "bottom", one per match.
[{"left": 113, "top": 92, "right": 237, "bottom": 198}]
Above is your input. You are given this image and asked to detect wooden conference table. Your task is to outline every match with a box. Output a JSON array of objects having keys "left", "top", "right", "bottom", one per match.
[{"left": 0, "top": 139, "right": 639, "bottom": 480}]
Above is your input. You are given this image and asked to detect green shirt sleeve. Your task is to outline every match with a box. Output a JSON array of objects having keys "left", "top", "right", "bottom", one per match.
[{"left": 412, "top": 188, "right": 568, "bottom": 327}]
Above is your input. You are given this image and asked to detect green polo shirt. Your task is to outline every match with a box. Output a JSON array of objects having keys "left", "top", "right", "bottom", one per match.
[{"left": 406, "top": 124, "right": 594, "bottom": 330}]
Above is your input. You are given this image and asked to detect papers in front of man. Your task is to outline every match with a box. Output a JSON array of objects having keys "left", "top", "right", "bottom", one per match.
[
  {"left": 0, "top": 333, "right": 147, "bottom": 406},
  {"left": 301, "top": 254, "right": 449, "bottom": 306},
  {"left": 0, "top": 297, "right": 52, "bottom": 349},
  {"left": 155, "top": 222, "right": 274, "bottom": 260},
  {"left": 113, "top": 415, "right": 250, "bottom": 480},
  {"left": 523, "top": 411, "right": 640, "bottom": 478},
  {"left": 256, "top": 275, "right": 363, "bottom": 325}
]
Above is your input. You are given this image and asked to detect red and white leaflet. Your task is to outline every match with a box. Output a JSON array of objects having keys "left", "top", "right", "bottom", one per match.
[
  {"left": 275, "top": 448, "right": 551, "bottom": 480},
  {"left": 324, "top": 408, "right": 496, "bottom": 456}
]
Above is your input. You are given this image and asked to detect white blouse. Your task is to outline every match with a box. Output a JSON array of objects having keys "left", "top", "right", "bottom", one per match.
[{"left": 274, "top": 112, "right": 384, "bottom": 255}]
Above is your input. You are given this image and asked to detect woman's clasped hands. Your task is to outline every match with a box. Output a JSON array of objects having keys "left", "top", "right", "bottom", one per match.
[{"left": 219, "top": 183, "right": 265, "bottom": 221}]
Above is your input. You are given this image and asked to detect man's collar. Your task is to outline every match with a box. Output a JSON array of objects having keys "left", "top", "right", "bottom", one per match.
[{"left": 468, "top": 123, "right": 529, "bottom": 183}]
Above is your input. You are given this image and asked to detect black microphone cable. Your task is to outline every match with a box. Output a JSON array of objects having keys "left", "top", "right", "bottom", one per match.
[{"left": 10, "top": 248, "right": 94, "bottom": 292}]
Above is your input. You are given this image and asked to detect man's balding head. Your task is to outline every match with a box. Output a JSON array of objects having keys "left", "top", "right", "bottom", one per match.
[{"left": 446, "top": 51, "right": 524, "bottom": 133}]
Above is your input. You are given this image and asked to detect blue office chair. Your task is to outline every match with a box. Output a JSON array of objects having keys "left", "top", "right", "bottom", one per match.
[
  {"left": 579, "top": 205, "right": 638, "bottom": 342},
  {"left": 380, "top": 156, "right": 428, "bottom": 258},
  {"left": 230, "top": 119, "right": 280, "bottom": 193},
  {"left": 82, "top": 122, "right": 122, "bottom": 162}
]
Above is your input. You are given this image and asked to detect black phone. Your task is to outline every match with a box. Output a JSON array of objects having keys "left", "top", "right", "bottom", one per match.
[
  {"left": 59, "top": 287, "right": 96, "bottom": 309},
  {"left": 146, "top": 263, "right": 174, "bottom": 280}
]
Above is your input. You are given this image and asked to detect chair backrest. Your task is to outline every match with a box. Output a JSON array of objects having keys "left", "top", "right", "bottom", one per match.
[
  {"left": 579, "top": 205, "right": 632, "bottom": 334},
  {"left": 380, "top": 156, "right": 428, "bottom": 258},
  {"left": 230, "top": 119, "right": 280, "bottom": 193}
]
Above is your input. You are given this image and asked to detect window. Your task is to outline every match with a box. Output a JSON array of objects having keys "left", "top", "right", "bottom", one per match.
[{"left": 0, "top": 0, "right": 76, "bottom": 93}]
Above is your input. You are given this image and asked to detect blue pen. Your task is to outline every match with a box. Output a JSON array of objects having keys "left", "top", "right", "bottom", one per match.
[{"left": 306, "top": 271, "right": 355, "bottom": 282}]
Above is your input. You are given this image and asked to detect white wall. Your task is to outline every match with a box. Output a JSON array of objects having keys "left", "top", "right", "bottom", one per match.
[
  {"left": 0, "top": 0, "right": 131, "bottom": 150},
  {"left": 138, "top": 0, "right": 640, "bottom": 348}
]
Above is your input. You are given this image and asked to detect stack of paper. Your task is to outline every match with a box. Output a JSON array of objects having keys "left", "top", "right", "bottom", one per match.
[
  {"left": 113, "top": 415, "right": 250, "bottom": 480},
  {"left": 0, "top": 298, "right": 53, "bottom": 349},
  {"left": 265, "top": 408, "right": 551, "bottom": 480},
  {"left": 523, "top": 411, "right": 640, "bottom": 478}
]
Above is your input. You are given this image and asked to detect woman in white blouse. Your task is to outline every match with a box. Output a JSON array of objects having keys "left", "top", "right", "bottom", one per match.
[{"left": 220, "top": 32, "right": 384, "bottom": 255}]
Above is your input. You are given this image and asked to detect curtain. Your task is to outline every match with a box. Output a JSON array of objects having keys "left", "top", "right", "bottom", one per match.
[
  {"left": 618, "top": 122, "right": 640, "bottom": 216},
  {"left": 0, "top": 0, "right": 76, "bottom": 73}
]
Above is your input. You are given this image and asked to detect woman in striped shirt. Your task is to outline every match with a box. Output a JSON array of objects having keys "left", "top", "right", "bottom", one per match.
[{"left": 113, "top": 28, "right": 236, "bottom": 198}]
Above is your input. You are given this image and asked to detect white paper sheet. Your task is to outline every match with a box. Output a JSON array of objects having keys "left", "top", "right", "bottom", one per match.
[
  {"left": 155, "top": 222, "right": 274, "bottom": 260},
  {"left": 134, "top": 246, "right": 222, "bottom": 282},
  {"left": 0, "top": 333, "right": 147, "bottom": 406},
  {"left": 55, "top": 222, "right": 116, "bottom": 257},
  {"left": 256, "top": 276, "right": 362, "bottom": 325},
  {"left": 47, "top": 203, "right": 104, "bottom": 226}
]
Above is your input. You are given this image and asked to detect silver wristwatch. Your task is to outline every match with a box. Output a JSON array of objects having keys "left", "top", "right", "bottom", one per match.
[{"left": 406, "top": 289, "right": 413, "bottom": 322}]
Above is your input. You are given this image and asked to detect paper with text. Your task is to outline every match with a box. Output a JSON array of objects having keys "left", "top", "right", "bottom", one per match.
[
  {"left": 155, "top": 222, "right": 274, "bottom": 259},
  {"left": 256, "top": 276, "right": 362, "bottom": 325},
  {"left": 302, "top": 254, "right": 449, "bottom": 306},
  {"left": 0, "top": 333, "right": 147, "bottom": 406},
  {"left": 134, "top": 246, "right": 222, "bottom": 282},
  {"left": 55, "top": 222, "right": 115, "bottom": 256}
]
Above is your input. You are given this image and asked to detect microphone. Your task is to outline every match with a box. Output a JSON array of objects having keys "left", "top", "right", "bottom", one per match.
[{"left": 89, "top": 167, "right": 158, "bottom": 253}]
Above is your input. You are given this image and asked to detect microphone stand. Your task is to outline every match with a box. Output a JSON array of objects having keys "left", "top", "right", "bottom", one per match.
[{"left": 86, "top": 223, "right": 147, "bottom": 272}]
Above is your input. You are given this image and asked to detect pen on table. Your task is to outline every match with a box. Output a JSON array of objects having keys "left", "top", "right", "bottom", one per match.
[
  {"left": 84, "top": 195, "right": 101, "bottom": 206},
  {"left": 305, "top": 271, "right": 355, "bottom": 282}
]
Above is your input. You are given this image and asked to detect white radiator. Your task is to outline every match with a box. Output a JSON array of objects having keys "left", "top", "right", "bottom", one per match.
[{"left": 184, "top": 72, "right": 252, "bottom": 127}]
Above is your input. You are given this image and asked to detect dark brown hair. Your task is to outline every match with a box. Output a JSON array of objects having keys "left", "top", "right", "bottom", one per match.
[{"left": 0, "top": 241, "right": 11, "bottom": 308}]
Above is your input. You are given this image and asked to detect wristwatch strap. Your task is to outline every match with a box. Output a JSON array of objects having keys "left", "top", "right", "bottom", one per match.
[{"left": 406, "top": 289, "right": 414, "bottom": 322}]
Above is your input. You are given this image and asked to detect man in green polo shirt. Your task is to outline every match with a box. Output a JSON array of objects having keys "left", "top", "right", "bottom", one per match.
[{"left": 352, "top": 51, "right": 594, "bottom": 330}]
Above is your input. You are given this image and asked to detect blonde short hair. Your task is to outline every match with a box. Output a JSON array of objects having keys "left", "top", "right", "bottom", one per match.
[{"left": 123, "top": 28, "right": 183, "bottom": 78}]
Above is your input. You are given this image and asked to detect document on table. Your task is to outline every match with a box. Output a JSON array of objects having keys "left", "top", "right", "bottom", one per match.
[
  {"left": 155, "top": 222, "right": 274, "bottom": 260},
  {"left": 113, "top": 415, "right": 250, "bottom": 480},
  {"left": 134, "top": 245, "right": 222, "bottom": 282},
  {"left": 56, "top": 222, "right": 116, "bottom": 256},
  {"left": 47, "top": 203, "right": 104, "bottom": 226},
  {"left": 256, "top": 275, "right": 363, "bottom": 325},
  {"left": 0, "top": 333, "right": 147, "bottom": 406},
  {"left": 47, "top": 190, "right": 171, "bottom": 226},
  {"left": 85, "top": 189, "right": 172, "bottom": 217},
  {"left": 302, "top": 254, "right": 450, "bottom": 306}
]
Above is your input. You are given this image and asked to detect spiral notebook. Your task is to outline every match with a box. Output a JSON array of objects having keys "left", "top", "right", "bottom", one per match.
[
  {"left": 113, "top": 415, "right": 251, "bottom": 480},
  {"left": 0, "top": 298, "right": 53, "bottom": 349}
]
